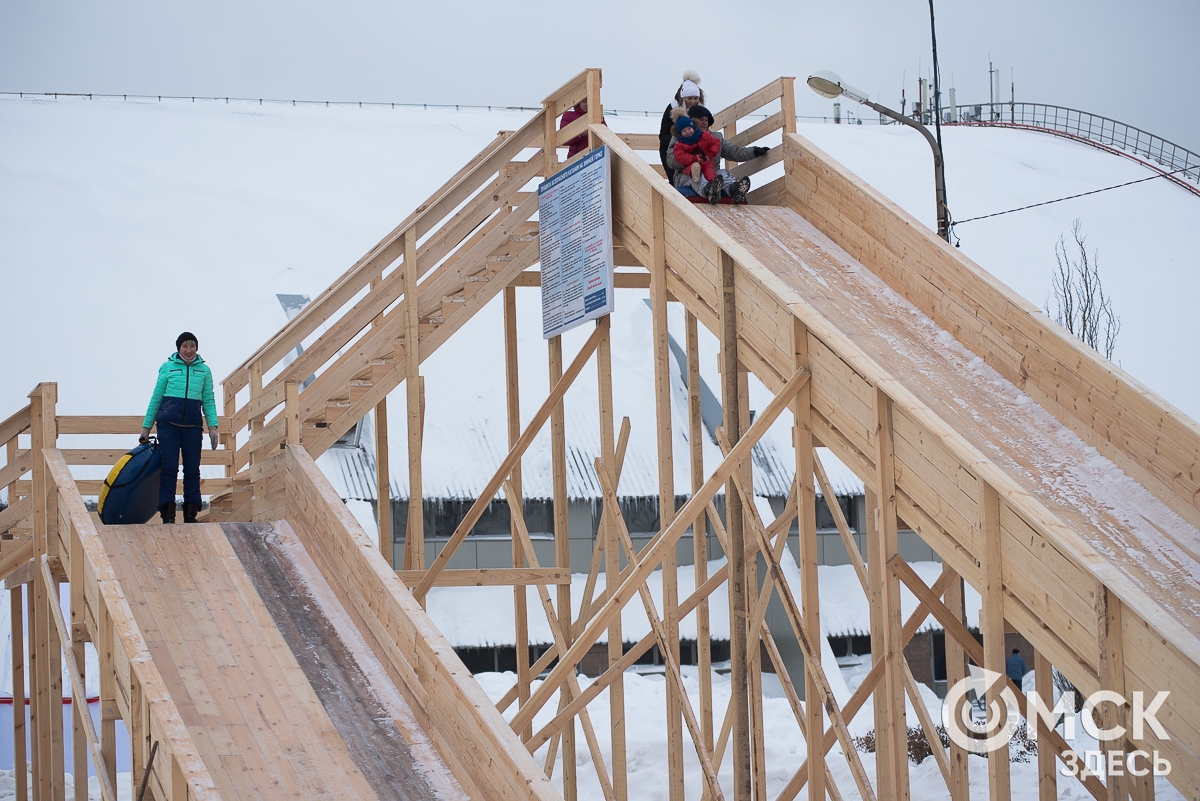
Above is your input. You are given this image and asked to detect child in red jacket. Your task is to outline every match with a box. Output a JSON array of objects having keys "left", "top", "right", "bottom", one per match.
[{"left": 672, "top": 116, "right": 721, "bottom": 186}]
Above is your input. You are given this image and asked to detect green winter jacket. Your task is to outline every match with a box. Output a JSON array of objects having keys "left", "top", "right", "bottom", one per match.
[{"left": 142, "top": 353, "right": 219, "bottom": 429}]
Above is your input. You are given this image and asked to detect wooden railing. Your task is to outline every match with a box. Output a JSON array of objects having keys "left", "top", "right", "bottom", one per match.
[{"left": 3, "top": 383, "right": 217, "bottom": 800}]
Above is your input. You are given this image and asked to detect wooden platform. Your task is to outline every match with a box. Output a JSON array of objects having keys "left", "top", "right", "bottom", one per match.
[
  {"left": 709, "top": 204, "right": 1200, "bottom": 634},
  {"left": 97, "top": 520, "right": 457, "bottom": 801}
]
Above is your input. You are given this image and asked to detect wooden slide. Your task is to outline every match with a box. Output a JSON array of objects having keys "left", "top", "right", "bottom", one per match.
[{"left": 97, "top": 519, "right": 453, "bottom": 801}]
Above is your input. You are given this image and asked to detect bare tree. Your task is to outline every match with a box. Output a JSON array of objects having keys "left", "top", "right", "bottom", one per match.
[{"left": 1045, "top": 219, "right": 1121, "bottom": 359}]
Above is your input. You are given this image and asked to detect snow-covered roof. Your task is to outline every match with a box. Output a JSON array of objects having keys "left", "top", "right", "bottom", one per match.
[{"left": 317, "top": 291, "right": 865, "bottom": 502}]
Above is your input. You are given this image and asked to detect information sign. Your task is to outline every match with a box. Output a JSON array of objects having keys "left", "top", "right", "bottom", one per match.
[{"left": 538, "top": 146, "right": 615, "bottom": 339}]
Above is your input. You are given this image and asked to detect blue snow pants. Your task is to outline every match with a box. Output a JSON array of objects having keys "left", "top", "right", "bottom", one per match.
[{"left": 157, "top": 422, "right": 202, "bottom": 507}]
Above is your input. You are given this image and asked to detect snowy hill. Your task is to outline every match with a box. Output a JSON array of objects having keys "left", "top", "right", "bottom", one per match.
[{"left": 3, "top": 95, "right": 1194, "bottom": 421}]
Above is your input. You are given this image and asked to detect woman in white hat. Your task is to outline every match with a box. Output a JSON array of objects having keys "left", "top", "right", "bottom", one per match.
[{"left": 658, "top": 71, "right": 704, "bottom": 184}]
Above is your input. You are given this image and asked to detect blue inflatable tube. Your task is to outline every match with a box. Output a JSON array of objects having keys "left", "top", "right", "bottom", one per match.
[{"left": 98, "top": 440, "right": 162, "bottom": 525}]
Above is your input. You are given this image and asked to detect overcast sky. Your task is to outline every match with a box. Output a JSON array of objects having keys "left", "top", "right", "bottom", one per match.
[{"left": 2, "top": 0, "right": 1197, "bottom": 149}]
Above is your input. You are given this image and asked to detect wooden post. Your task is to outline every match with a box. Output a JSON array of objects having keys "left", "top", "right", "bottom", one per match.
[
  {"left": 12, "top": 586, "right": 27, "bottom": 801},
  {"left": 736, "top": 367, "right": 767, "bottom": 801},
  {"left": 403, "top": 228, "right": 425, "bottom": 575},
  {"left": 98, "top": 606, "right": 117, "bottom": 795},
  {"left": 586, "top": 68, "right": 603, "bottom": 152},
  {"left": 248, "top": 361, "right": 263, "bottom": 467},
  {"left": 790, "top": 319, "right": 824, "bottom": 801},
  {"left": 542, "top": 102, "right": 559, "bottom": 178},
  {"left": 504, "top": 285, "right": 532, "bottom": 742},
  {"left": 780, "top": 77, "right": 798, "bottom": 134},
  {"left": 945, "top": 570, "right": 972, "bottom": 801},
  {"left": 979, "top": 481, "right": 1012, "bottom": 800},
  {"left": 596, "top": 315, "right": 626, "bottom": 801},
  {"left": 371, "top": 273, "right": 393, "bottom": 564},
  {"left": 719, "top": 252, "right": 751, "bottom": 801},
  {"left": 222, "top": 385, "right": 236, "bottom": 477},
  {"left": 69, "top": 520, "right": 86, "bottom": 801},
  {"left": 869, "top": 386, "right": 908, "bottom": 801},
  {"left": 547, "top": 327, "right": 577, "bottom": 801},
  {"left": 649, "top": 192, "right": 684, "bottom": 801},
  {"left": 29, "top": 383, "right": 63, "bottom": 800},
  {"left": 1034, "top": 651, "right": 1057, "bottom": 801},
  {"left": 686, "top": 310, "right": 714, "bottom": 753},
  {"left": 1096, "top": 584, "right": 1129, "bottom": 801},
  {"left": 285, "top": 380, "right": 300, "bottom": 446}
]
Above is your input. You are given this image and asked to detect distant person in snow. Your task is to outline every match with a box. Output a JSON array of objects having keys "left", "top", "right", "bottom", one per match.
[
  {"left": 659, "top": 71, "right": 705, "bottom": 183},
  {"left": 666, "top": 104, "right": 770, "bottom": 203},
  {"left": 140, "top": 332, "right": 219, "bottom": 524},
  {"left": 559, "top": 98, "right": 607, "bottom": 160},
  {"left": 1006, "top": 648, "right": 1028, "bottom": 684}
]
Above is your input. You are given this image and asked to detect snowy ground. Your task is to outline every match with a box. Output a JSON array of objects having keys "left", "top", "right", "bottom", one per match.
[{"left": 472, "top": 664, "right": 1185, "bottom": 801}]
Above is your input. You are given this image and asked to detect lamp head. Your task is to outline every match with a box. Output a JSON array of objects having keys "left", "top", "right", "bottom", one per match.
[
  {"left": 807, "top": 71, "right": 871, "bottom": 105},
  {"left": 807, "top": 71, "right": 844, "bottom": 99}
]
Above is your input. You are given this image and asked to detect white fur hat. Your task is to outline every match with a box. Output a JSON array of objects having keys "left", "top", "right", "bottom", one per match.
[
  {"left": 682, "top": 70, "right": 701, "bottom": 84},
  {"left": 680, "top": 79, "right": 701, "bottom": 99}
]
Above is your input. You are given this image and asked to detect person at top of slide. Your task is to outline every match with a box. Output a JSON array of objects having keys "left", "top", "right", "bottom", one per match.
[
  {"left": 140, "top": 332, "right": 219, "bottom": 524},
  {"left": 559, "top": 98, "right": 607, "bottom": 159}
]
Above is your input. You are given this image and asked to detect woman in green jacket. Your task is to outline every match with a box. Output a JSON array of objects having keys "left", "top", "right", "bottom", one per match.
[{"left": 140, "top": 332, "right": 219, "bottom": 523}]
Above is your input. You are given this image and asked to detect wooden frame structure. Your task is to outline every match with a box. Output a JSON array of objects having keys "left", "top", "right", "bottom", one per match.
[{"left": 3, "top": 68, "right": 1198, "bottom": 800}]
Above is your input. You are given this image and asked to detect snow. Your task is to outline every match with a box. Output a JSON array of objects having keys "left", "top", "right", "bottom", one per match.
[{"left": 3, "top": 96, "right": 1198, "bottom": 800}]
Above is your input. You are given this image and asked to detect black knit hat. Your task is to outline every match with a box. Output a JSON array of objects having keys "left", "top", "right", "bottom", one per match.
[
  {"left": 176, "top": 331, "right": 198, "bottom": 350},
  {"left": 689, "top": 105, "right": 714, "bottom": 126}
]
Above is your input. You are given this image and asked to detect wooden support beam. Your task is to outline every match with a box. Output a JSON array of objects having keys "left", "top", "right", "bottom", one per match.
[
  {"left": 414, "top": 323, "right": 606, "bottom": 600},
  {"left": 39, "top": 557, "right": 118, "bottom": 801},
  {"left": 979, "top": 481, "right": 1013, "bottom": 800},
  {"left": 714, "top": 428, "right": 878, "bottom": 801},
  {"left": 1096, "top": 584, "right": 1129, "bottom": 801},
  {"left": 594, "top": 460, "right": 726, "bottom": 801},
  {"left": 719, "top": 250, "right": 752, "bottom": 801},
  {"left": 595, "top": 316, "right": 627, "bottom": 801},
  {"left": 11, "top": 582, "right": 27, "bottom": 801},
  {"left": 503, "top": 284, "right": 532, "bottom": 742},
  {"left": 686, "top": 310, "right": 714, "bottom": 754},
  {"left": 790, "top": 318, "right": 825, "bottom": 801},
  {"left": 503, "top": 480, "right": 617, "bottom": 801},
  {"left": 649, "top": 191, "right": 685, "bottom": 801},
  {"left": 370, "top": 273, "right": 393, "bottom": 565},
  {"left": 1035, "top": 651, "right": 1058, "bottom": 801},
  {"left": 395, "top": 567, "right": 572, "bottom": 587},
  {"left": 869, "top": 386, "right": 908, "bottom": 800},
  {"left": 403, "top": 228, "right": 425, "bottom": 574},
  {"left": 945, "top": 570, "right": 972, "bottom": 801},
  {"left": 511, "top": 365, "right": 811, "bottom": 735}
]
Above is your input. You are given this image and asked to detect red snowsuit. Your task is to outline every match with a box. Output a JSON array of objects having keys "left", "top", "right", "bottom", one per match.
[{"left": 673, "top": 130, "right": 722, "bottom": 183}]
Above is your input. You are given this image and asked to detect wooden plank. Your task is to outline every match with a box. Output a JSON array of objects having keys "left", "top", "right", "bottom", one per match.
[
  {"left": 0, "top": 497, "right": 32, "bottom": 535},
  {"left": 0, "top": 449, "right": 32, "bottom": 489},
  {"left": 57, "top": 449, "right": 232, "bottom": 467},
  {"left": 395, "top": 567, "right": 571, "bottom": 586},
  {"left": 712, "top": 78, "right": 783, "bottom": 130},
  {"left": 945, "top": 571, "right": 971, "bottom": 801},
  {"left": 979, "top": 481, "right": 1013, "bottom": 799},
  {"left": 0, "top": 405, "right": 31, "bottom": 446},
  {"left": 508, "top": 270, "right": 651, "bottom": 289},
  {"left": 727, "top": 110, "right": 784, "bottom": 148},
  {"left": 686, "top": 310, "right": 714, "bottom": 754}
]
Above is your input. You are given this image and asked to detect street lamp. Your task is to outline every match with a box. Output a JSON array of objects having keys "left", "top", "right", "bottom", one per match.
[{"left": 807, "top": 71, "right": 951, "bottom": 242}]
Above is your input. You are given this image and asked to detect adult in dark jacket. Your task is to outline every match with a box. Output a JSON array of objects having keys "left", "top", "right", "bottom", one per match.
[
  {"left": 140, "top": 332, "right": 219, "bottom": 523},
  {"left": 666, "top": 104, "right": 770, "bottom": 203},
  {"left": 1005, "top": 649, "right": 1028, "bottom": 684},
  {"left": 658, "top": 71, "right": 705, "bottom": 184},
  {"left": 559, "top": 99, "right": 607, "bottom": 159}
]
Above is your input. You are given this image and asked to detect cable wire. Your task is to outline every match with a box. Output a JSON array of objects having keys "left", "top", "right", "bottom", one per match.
[{"left": 951, "top": 163, "right": 1199, "bottom": 228}]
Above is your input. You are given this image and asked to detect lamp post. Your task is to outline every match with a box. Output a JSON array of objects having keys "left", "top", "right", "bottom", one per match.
[{"left": 808, "top": 71, "right": 951, "bottom": 242}]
